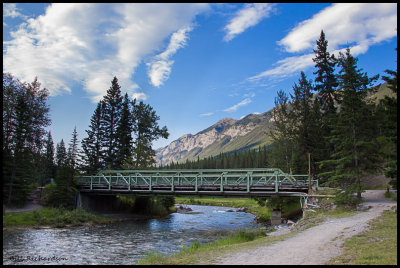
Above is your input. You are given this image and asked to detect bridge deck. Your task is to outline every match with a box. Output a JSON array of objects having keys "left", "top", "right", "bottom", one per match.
[{"left": 76, "top": 168, "right": 317, "bottom": 197}]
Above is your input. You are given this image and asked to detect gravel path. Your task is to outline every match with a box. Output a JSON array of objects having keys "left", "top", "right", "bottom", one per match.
[
  {"left": 5, "top": 203, "right": 43, "bottom": 213},
  {"left": 213, "top": 190, "right": 396, "bottom": 265}
]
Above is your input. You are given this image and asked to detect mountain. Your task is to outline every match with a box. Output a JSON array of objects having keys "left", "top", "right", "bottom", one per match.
[
  {"left": 155, "top": 82, "right": 395, "bottom": 166},
  {"left": 155, "top": 112, "right": 275, "bottom": 166}
]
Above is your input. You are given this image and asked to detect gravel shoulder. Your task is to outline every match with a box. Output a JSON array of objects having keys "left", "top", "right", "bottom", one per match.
[{"left": 213, "top": 190, "right": 396, "bottom": 265}]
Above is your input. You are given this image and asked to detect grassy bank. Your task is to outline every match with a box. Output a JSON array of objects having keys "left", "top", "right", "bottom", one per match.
[
  {"left": 138, "top": 228, "right": 275, "bottom": 265},
  {"left": 326, "top": 207, "right": 397, "bottom": 265},
  {"left": 3, "top": 207, "right": 116, "bottom": 229}
]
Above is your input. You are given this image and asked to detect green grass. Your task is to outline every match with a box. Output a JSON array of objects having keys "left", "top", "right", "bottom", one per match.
[
  {"left": 138, "top": 228, "right": 269, "bottom": 265},
  {"left": 326, "top": 208, "right": 397, "bottom": 265},
  {"left": 384, "top": 190, "right": 397, "bottom": 201},
  {"left": 3, "top": 207, "right": 116, "bottom": 228}
]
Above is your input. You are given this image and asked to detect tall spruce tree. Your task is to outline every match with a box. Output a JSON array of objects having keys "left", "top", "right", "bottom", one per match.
[
  {"left": 115, "top": 93, "right": 135, "bottom": 168},
  {"left": 312, "top": 30, "right": 338, "bottom": 115},
  {"left": 101, "top": 77, "right": 123, "bottom": 169},
  {"left": 81, "top": 101, "right": 105, "bottom": 173},
  {"left": 56, "top": 139, "right": 67, "bottom": 168},
  {"left": 43, "top": 131, "right": 55, "bottom": 186},
  {"left": 67, "top": 126, "right": 79, "bottom": 170},
  {"left": 318, "top": 48, "right": 379, "bottom": 202},
  {"left": 289, "top": 72, "right": 322, "bottom": 175}
]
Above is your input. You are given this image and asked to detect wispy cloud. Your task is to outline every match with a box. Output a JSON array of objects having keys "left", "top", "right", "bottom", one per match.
[
  {"left": 147, "top": 26, "right": 193, "bottom": 87},
  {"left": 223, "top": 98, "right": 252, "bottom": 112},
  {"left": 3, "top": 3, "right": 28, "bottom": 19},
  {"left": 3, "top": 3, "right": 209, "bottom": 102},
  {"left": 200, "top": 112, "right": 214, "bottom": 117},
  {"left": 132, "top": 92, "right": 147, "bottom": 101},
  {"left": 224, "top": 3, "right": 275, "bottom": 42},
  {"left": 248, "top": 3, "right": 397, "bottom": 81}
]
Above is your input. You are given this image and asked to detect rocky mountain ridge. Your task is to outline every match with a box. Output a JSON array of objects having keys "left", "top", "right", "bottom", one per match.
[{"left": 155, "top": 112, "right": 274, "bottom": 166}]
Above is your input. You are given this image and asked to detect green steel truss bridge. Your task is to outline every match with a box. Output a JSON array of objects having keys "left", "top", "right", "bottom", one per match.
[{"left": 76, "top": 168, "right": 318, "bottom": 197}]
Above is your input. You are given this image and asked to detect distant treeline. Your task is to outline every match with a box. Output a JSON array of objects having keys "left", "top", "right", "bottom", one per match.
[{"left": 164, "top": 146, "right": 271, "bottom": 170}]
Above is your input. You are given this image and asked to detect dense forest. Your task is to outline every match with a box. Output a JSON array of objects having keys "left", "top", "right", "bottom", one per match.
[
  {"left": 2, "top": 30, "right": 397, "bottom": 208},
  {"left": 165, "top": 31, "right": 397, "bottom": 204}
]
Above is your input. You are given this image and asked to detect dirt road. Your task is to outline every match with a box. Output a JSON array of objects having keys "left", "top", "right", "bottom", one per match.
[{"left": 213, "top": 190, "right": 396, "bottom": 265}]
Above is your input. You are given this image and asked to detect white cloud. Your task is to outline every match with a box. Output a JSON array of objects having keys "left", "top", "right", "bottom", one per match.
[
  {"left": 147, "top": 26, "right": 192, "bottom": 87},
  {"left": 200, "top": 112, "right": 214, "bottom": 117},
  {"left": 248, "top": 3, "right": 397, "bottom": 81},
  {"left": 248, "top": 53, "right": 315, "bottom": 81},
  {"left": 132, "top": 92, "right": 147, "bottom": 101},
  {"left": 3, "top": 3, "right": 209, "bottom": 102},
  {"left": 224, "top": 3, "right": 275, "bottom": 42},
  {"left": 278, "top": 3, "right": 397, "bottom": 53},
  {"left": 223, "top": 98, "right": 252, "bottom": 112},
  {"left": 3, "top": 3, "right": 27, "bottom": 19}
]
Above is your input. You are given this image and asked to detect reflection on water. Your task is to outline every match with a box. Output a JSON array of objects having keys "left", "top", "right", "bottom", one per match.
[{"left": 3, "top": 205, "right": 260, "bottom": 265}]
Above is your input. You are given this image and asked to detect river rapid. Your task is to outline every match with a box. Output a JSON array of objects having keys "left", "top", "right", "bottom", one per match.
[{"left": 3, "top": 205, "right": 261, "bottom": 265}]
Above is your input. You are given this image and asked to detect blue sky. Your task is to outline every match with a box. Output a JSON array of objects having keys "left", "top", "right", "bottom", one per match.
[{"left": 3, "top": 3, "right": 397, "bottom": 150}]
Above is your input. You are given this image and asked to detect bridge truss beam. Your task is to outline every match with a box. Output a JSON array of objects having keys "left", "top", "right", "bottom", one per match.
[{"left": 76, "top": 168, "right": 318, "bottom": 197}]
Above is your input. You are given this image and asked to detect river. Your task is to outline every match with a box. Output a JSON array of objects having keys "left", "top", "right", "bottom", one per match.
[{"left": 3, "top": 205, "right": 261, "bottom": 265}]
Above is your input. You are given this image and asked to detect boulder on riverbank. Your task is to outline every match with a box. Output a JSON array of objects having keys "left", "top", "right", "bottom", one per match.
[{"left": 236, "top": 207, "right": 248, "bottom": 212}]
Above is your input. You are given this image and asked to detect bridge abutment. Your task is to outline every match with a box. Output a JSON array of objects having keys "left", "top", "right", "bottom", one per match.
[{"left": 76, "top": 192, "right": 121, "bottom": 213}]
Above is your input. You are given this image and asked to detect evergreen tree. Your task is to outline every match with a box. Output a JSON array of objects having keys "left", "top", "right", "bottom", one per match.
[
  {"left": 56, "top": 139, "right": 67, "bottom": 168},
  {"left": 81, "top": 101, "right": 105, "bottom": 173},
  {"left": 130, "top": 101, "right": 169, "bottom": 169},
  {"left": 269, "top": 90, "right": 296, "bottom": 172},
  {"left": 312, "top": 30, "right": 338, "bottom": 115},
  {"left": 377, "top": 67, "right": 397, "bottom": 188},
  {"left": 289, "top": 72, "right": 323, "bottom": 175},
  {"left": 318, "top": 48, "right": 379, "bottom": 202},
  {"left": 43, "top": 131, "right": 56, "bottom": 186},
  {"left": 101, "top": 77, "right": 123, "bottom": 168},
  {"left": 3, "top": 74, "right": 51, "bottom": 206},
  {"left": 67, "top": 126, "right": 79, "bottom": 170},
  {"left": 115, "top": 94, "right": 135, "bottom": 168}
]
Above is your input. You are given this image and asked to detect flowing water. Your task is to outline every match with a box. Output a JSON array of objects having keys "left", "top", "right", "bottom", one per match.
[{"left": 3, "top": 205, "right": 261, "bottom": 265}]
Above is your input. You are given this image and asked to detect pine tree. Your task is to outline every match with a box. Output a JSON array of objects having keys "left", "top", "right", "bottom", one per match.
[
  {"left": 269, "top": 90, "right": 296, "bottom": 172},
  {"left": 312, "top": 30, "right": 338, "bottom": 115},
  {"left": 81, "top": 101, "right": 105, "bottom": 173},
  {"left": 101, "top": 77, "right": 123, "bottom": 168},
  {"left": 318, "top": 48, "right": 379, "bottom": 202},
  {"left": 377, "top": 67, "right": 397, "bottom": 188},
  {"left": 67, "top": 126, "right": 79, "bottom": 170},
  {"left": 115, "top": 93, "right": 135, "bottom": 168},
  {"left": 289, "top": 72, "right": 323, "bottom": 175},
  {"left": 43, "top": 131, "right": 55, "bottom": 186},
  {"left": 56, "top": 139, "right": 67, "bottom": 168},
  {"left": 131, "top": 101, "right": 169, "bottom": 169}
]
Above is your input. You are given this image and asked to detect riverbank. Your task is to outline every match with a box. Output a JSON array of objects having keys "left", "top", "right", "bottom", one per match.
[
  {"left": 3, "top": 207, "right": 117, "bottom": 230},
  {"left": 140, "top": 190, "right": 397, "bottom": 265},
  {"left": 174, "top": 196, "right": 301, "bottom": 223}
]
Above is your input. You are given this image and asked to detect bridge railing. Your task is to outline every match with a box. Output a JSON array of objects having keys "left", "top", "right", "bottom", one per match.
[{"left": 75, "top": 169, "right": 318, "bottom": 193}]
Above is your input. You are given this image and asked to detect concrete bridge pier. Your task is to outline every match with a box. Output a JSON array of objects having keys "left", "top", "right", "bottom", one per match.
[{"left": 76, "top": 192, "right": 121, "bottom": 213}]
